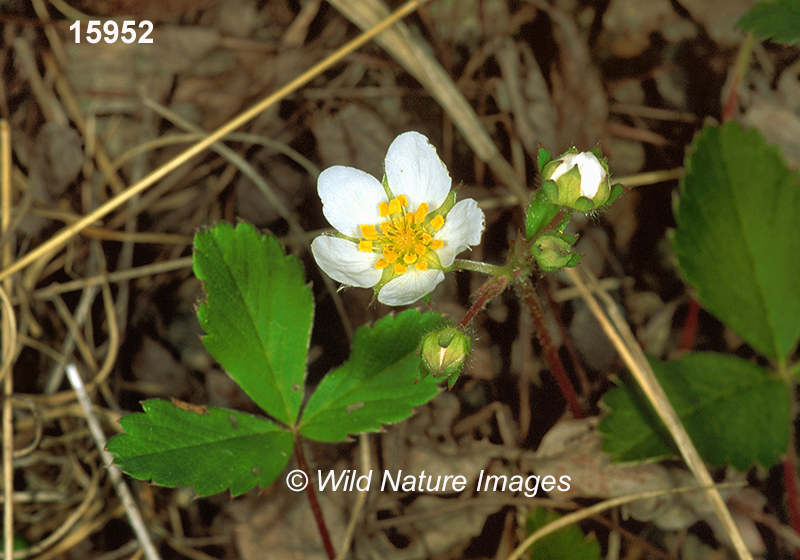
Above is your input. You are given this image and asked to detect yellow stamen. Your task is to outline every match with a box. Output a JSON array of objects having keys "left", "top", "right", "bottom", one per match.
[
  {"left": 360, "top": 224, "right": 379, "bottom": 240},
  {"left": 384, "top": 249, "right": 399, "bottom": 264},
  {"left": 358, "top": 194, "right": 448, "bottom": 278},
  {"left": 415, "top": 203, "right": 428, "bottom": 222}
]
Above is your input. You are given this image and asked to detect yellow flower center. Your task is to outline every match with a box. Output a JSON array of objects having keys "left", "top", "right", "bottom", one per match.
[{"left": 358, "top": 195, "right": 444, "bottom": 276}]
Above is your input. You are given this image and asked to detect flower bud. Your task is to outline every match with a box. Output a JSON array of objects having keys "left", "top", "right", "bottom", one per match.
[
  {"left": 532, "top": 233, "right": 581, "bottom": 271},
  {"left": 540, "top": 148, "right": 622, "bottom": 211},
  {"left": 419, "top": 327, "right": 471, "bottom": 387}
]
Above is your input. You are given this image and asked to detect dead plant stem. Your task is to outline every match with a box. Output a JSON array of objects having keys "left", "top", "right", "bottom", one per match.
[
  {"left": 65, "top": 365, "right": 161, "bottom": 560},
  {"left": 2, "top": 119, "right": 16, "bottom": 560}
]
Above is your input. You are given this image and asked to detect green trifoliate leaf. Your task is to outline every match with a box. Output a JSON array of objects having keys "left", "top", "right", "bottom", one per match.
[
  {"left": 673, "top": 122, "right": 800, "bottom": 361},
  {"left": 194, "top": 222, "right": 313, "bottom": 425},
  {"left": 599, "top": 352, "right": 789, "bottom": 470},
  {"left": 526, "top": 508, "right": 601, "bottom": 560},
  {"left": 298, "top": 310, "right": 446, "bottom": 442},
  {"left": 738, "top": 0, "right": 800, "bottom": 45},
  {"left": 106, "top": 399, "right": 294, "bottom": 497}
]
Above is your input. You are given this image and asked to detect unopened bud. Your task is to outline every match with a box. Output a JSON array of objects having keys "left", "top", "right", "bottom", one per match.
[
  {"left": 532, "top": 233, "right": 581, "bottom": 271},
  {"left": 539, "top": 148, "right": 623, "bottom": 211},
  {"left": 419, "top": 327, "right": 471, "bottom": 387}
]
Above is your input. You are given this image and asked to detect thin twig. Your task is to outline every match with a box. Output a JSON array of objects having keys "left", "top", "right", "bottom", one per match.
[
  {"left": 1, "top": 118, "right": 16, "bottom": 560},
  {"left": 333, "top": 433, "right": 372, "bottom": 560},
  {"left": 65, "top": 364, "right": 161, "bottom": 560},
  {"left": 45, "top": 287, "right": 99, "bottom": 393},
  {"left": 32, "top": 257, "right": 193, "bottom": 300}
]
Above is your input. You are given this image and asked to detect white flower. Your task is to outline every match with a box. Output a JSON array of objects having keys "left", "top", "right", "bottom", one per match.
[
  {"left": 549, "top": 152, "right": 608, "bottom": 199},
  {"left": 311, "top": 131, "right": 485, "bottom": 306}
]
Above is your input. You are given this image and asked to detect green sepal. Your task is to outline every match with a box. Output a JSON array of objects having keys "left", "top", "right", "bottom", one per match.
[
  {"left": 538, "top": 146, "right": 553, "bottom": 171},
  {"left": 525, "top": 187, "right": 561, "bottom": 240},
  {"left": 432, "top": 189, "right": 458, "bottom": 218},
  {"left": 607, "top": 183, "right": 625, "bottom": 205},
  {"left": 532, "top": 232, "right": 581, "bottom": 272},
  {"left": 381, "top": 174, "right": 394, "bottom": 199},
  {"left": 446, "top": 371, "right": 461, "bottom": 388},
  {"left": 572, "top": 196, "right": 594, "bottom": 212},
  {"left": 556, "top": 166, "right": 583, "bottom": 204},
  {"left": 542, "top": 179, "right": 559, "bottom": 202}
]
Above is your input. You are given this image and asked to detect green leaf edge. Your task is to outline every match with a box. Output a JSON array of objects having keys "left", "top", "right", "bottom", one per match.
[
  {"left": 107, "top": 399, "right": 295, "bottom": 497},
  {"left": 298, "top": 309, "right": 445, "bottom": 442},
  {"left": 598, "top": 352, "right": 790, "bottom": 471},
  {"left": 193, "top": 221, "right": 314, "bottom": 425}
]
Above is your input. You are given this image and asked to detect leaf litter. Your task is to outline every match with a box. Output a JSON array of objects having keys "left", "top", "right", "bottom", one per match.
[{"left": 2, "top": 0, "right": 798, "bottom": 558}]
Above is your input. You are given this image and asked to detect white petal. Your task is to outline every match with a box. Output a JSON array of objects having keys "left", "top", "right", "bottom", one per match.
[
  {"left": 378, "top": 268, "right": 445, "bottom": 306},
  {"left": 551, "top": 152, "right": 607, "bottom": 199},
  {"left": 318, "top": 166, "right": 386, "bottom": 237},
  {"left": 434, "top": 199, "right": 485, "bottom": 267},
  {"left": 311, "top": 235, "right": 382, "bottom": 288},
  {"left": 384, "top": 132, "right": 450, "bottom": 211}
]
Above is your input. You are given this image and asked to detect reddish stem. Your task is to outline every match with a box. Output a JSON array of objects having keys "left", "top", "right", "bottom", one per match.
[
  {"left": 784, "top": 429, "right": 800, "bottom": 560},
  {"left": 458, "top": 274, "right": 508, "bottom": 330},
  {"left": 679, "top": 298, "right": 700, "bottom": 351},
  {"left": 294, "top": 439, "right": 336, "bottom": 560},
  {"left": 721, "top": 75, "right": 741, "bottom": 123},
  {"left": 516, "top": 276, "right": 584, "bottom": 419}
]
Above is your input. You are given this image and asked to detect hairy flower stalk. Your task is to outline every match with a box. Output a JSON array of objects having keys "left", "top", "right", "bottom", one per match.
[{"left": 311, "top": 132, "right": 485, "bottom": 306}]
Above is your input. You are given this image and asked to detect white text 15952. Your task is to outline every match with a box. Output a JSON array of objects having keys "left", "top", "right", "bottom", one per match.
[{"left": 69, "top": 21, "right": 153, "bottom": 44}]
